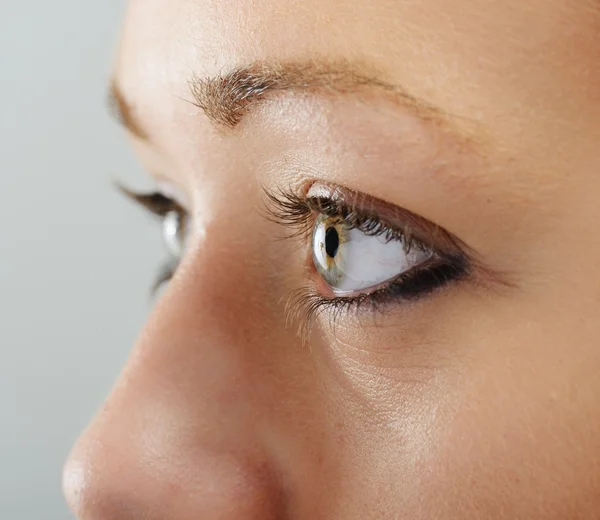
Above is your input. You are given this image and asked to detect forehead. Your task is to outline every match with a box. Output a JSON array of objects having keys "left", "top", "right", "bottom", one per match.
[
  {"left": 117, "top": 0, "right": 587, "bottom": 63},
  {"left": 114, "top": 0, "right": 600, "bottom": 194},
  {"left": 115, "top": 0, "right": 599, "bottom": 130},
  {"left": 112, "top": 0, "right": 600, "bottom": 315}
]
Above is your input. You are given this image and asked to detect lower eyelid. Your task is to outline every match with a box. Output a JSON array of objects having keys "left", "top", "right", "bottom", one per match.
[
  {"left": 263, "top": 183, "right": 479, "bottom": 327},
  {"left": 151, "top": 260, "right": 179, "bottom": 296},
  {"left": 289, "top": 260, "right": 467, "bottom": 336},
  {"left": 318, "top": 257, "right": 465, "bottom": 299}
]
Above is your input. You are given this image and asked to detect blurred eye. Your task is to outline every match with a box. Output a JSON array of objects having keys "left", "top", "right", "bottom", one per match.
[
  {"left": 162, "top": 209, "right": 190, "bottom": 259},
  {"left": 119, "top": 186, "right": 190, "bottom": 288},
  {"left": 312, "top": 214, "right": 433, "bottom": 295}
]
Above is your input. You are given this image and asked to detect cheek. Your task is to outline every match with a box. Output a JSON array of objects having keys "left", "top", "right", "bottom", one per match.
[
  {"left": 313, "top": 291, "right": 600, "bottom": 517},
  {"left": 307, "top": 313, "right": 456, "bottom": 516},
  {"left": 417, "top": 327, "right": 600, "bottom": 517},
  {"left": 424, "top": 381, "right": 600, "bottom": 516}
]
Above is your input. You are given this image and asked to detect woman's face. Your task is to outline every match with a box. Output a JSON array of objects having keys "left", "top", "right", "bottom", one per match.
[{"left": 64, "top": 0, "right": 600, "bottom": 518}]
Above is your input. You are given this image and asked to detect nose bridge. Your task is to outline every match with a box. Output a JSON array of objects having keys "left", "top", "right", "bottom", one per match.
[{"left": 63, "top": 231, "right": 291, "bottom": 519}]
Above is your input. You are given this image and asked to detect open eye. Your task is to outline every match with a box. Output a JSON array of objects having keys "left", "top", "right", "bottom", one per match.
[
  {"left": 312, "top": 213, "right": 434, "bottom": 295},
  {"left": 262, "top": 183, "right": 471, "bottom": 321},
  {"left": 118, "top": 186, "right": 190, "bottom": 288},
  {"left": 162, "top": 209, "right": 190, "bottom": 259}
]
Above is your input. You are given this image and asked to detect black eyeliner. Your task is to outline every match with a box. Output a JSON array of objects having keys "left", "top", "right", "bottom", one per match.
[{"left": 263, "top": 184, "right": 471, "bottom": 330}]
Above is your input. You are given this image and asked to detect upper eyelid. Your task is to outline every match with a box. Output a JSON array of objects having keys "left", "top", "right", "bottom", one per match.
[
  {"left": 309, "top": 185, "right": 463, "bottom": 252},
  {"left": 308, "top": 187, "right": 517, "bottom": 295},
  {"left": 268, "top": 183, "right": 469, "bottom": 259},
  {"left": 125, "top": 182, "right": 470, "bottom": 266},
  {"left": 126, "top": 183, "right": 466, "bottom": 265}
]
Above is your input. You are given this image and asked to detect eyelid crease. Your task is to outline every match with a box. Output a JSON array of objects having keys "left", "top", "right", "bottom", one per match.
[
  {"left": 307, "top": 184, "right": 465, "bottom": 257},
  {"left": 263, "top": 181, "right": 515, "bottom": 299},
  {"left": 308, "top": 184, "right": 519, "bottom": 292},
  {"left": 264, "top": 182, "right": 469, "bottom": 259}
]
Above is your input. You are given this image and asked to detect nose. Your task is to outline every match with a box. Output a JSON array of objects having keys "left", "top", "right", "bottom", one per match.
[
  {"left": 62, "top": 242, "right": 289, "bottom": 519},
  {"left": 63, "top": 440, "right": 283, "bottom": 520}
]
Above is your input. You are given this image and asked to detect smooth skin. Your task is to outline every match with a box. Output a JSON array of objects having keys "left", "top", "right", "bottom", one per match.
[{"left": 64, "top": 0, "right": 600, "bottom": 518}]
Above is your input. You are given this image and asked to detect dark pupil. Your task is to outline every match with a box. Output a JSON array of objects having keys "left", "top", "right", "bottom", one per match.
[{"left": 325, "top": 227, "right": 340, "bottom": 258}]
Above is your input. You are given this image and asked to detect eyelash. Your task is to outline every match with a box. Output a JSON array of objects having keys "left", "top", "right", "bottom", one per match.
[
  {"left": 123, "top": 185, "right": 469, "bottom": 327},
  {"left": 263, "top": 187, "right": 469, "bottom": 327},
  {"left": 118, "top": 186, "right": 187, "bottom": 293},
  {"left": 152, "top": 258, "right": 180, "bottom": 294}
]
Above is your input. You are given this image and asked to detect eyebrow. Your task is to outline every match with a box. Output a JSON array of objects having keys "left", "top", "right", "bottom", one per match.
[
  {"left": 108, "top": 80, "right": 148, "bottom": 140},
  {"left": 109, "top": 60, "right": 472, "bottom": 139}
]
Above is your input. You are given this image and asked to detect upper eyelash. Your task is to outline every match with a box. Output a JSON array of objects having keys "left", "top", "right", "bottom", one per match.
[
  {"left": 262, "top": 187, "right": 316, "bottom": 239},
  {"left": 121, "top": 185, "right": 469, "bottom": 328},
  {"left": 263, "top": 186, "right": 423, "bottom": 253},
  {"left": 117, "top": 184, "right": 185, "bottom": 217}
]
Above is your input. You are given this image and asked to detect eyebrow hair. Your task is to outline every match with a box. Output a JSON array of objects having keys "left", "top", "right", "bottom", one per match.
[
  {"left": 188, "top": 60, "right": 458, "bottom": 130},
  {"left": 109, "top": 60, "right": 476, "bottom": 141}
]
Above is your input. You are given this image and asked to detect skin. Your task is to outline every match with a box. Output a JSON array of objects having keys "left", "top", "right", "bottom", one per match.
[{"left": 64, "top": 0, "right": 600, "bottom": 518}]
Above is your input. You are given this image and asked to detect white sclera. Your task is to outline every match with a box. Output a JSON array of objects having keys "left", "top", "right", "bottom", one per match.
[
  {"left": 313, "top": 222, "right": 432, "bottom": 294},
  {"left": 162, "top": 211, "right": 185, "bottom": 258}
]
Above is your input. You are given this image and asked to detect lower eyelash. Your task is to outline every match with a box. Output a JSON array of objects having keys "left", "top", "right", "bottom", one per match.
[
  {"left": 286, "top": 259, "right": 469, "bottom": 338},
  {"left": 151, "top": 260, "right": 179, "bottom": 296}
]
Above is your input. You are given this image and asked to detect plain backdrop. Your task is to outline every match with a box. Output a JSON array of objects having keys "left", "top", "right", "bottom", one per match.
[{"left": 0, "top": 2, "right": 163, "bottom": 518}]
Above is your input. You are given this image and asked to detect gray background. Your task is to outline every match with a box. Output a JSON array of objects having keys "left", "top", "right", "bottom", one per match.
[{"left": 1, "top": 2, "right": 162, "bottom": 518}]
